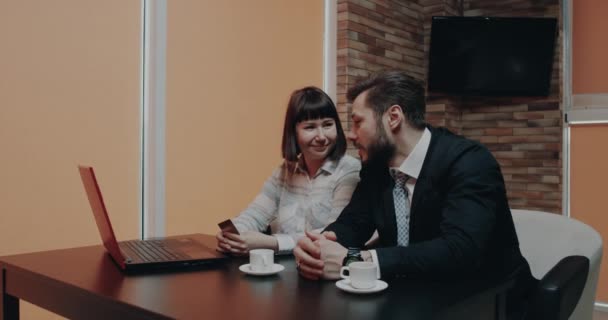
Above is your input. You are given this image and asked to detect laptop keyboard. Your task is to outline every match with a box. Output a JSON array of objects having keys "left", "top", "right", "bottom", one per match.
[{"left": 120, "top": 240, "right": 189, "bottom": 262}]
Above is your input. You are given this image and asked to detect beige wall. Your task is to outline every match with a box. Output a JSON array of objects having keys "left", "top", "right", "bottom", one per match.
[
  {"left": 0, "top": 0, "right": 141, "bottom": 318},
  {"left": 165, "top": 1, "right": 324, "bottom": 236}
]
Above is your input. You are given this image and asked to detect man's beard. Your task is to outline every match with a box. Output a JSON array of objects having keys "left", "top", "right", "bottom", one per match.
[{"left": 361, "top": 126, "right": 396, "bottom": 173}]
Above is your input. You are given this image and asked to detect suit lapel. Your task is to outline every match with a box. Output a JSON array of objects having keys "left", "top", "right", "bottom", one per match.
[
  {"left": 410, "top": 177, "right": 428, "bottom": 215},
  {"left": 409, "top": 127, "right": 439, "bottom": 241}
]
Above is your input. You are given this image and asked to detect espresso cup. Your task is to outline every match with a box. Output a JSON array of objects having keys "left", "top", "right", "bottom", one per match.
[
  {"left": 340, "top": 261, "right": 378, "bottom": 289},
  {"left": 249, "top": 249, "right": 274, "bottom": 272}
]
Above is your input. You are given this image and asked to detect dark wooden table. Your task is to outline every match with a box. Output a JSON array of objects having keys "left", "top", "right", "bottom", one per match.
[{"left": 1, "top": 234, "right": 510, "bottom": 320}]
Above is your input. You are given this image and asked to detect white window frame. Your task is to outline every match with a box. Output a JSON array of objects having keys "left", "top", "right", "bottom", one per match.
[
  {"left": 141, "top": 0, "right": 167, "bottom": 239},
  {"left": 140, "top": 0, "right": 335, "bottom": 239}
]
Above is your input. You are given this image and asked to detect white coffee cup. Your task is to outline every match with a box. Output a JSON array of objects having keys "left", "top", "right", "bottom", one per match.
[
  {"left": 249, "top": 249, "right": 274, "bottom": 272},
  {"left": 340, "top": 261, "right": 378, "bottom": 289}
]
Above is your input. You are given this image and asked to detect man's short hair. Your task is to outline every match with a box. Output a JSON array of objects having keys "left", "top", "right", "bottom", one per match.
[
  {"left": 347, "top": 70, "right": 426, "bottom": 129},
  {"left": 281, "top": 86, "right": 347, "bottom": 162}
]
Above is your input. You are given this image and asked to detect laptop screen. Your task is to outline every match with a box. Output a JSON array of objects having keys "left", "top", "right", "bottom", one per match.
[{"left": 78, "top": 165, "right": 126, "bottom": 269}]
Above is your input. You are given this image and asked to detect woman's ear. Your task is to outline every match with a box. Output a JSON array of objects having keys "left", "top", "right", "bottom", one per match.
[{"left": 386, "top": 104, "right": 404, "bottom": 130}]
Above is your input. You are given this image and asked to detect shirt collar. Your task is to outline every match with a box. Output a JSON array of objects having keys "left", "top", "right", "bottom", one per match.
[
  {"left": 394, "top": 127, "right": 431, "bottom": 180},
  {"left": 295, "top": 156, "right": 338, "bottom": 176}
]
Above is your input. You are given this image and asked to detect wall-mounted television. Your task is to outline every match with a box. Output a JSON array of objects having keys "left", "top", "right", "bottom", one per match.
[{"left": 427, "top": 16, "right": 558, "bottom": 96}]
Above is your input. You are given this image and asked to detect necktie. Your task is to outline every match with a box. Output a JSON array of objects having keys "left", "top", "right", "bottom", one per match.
[{"left": 391, "top": 170, "right": 410, "bottom": 246}]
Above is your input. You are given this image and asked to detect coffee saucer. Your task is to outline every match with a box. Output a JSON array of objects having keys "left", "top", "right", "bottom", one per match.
[
  {"left": 239, "top": 263, "right": 284, "bottom": 276},
  {"left": 335, "top": 279, "right": 388, "bottom": 294}
]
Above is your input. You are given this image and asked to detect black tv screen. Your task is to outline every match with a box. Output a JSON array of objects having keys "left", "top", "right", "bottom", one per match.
[{"left": 427, "top": 16, "right": 558, "bottom": 96}]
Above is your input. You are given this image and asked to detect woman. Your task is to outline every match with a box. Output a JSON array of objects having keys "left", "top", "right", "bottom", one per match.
[{"left": 216, "top": 86, "right": 360, "bottom": 255}]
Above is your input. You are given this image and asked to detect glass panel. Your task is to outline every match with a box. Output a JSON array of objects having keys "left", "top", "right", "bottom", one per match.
[
  {"left": 165, "top": 1, "right": 324, "bottom": 235},
  {"left": 570, "top": 124, "right": 608, "bottom": 302}
]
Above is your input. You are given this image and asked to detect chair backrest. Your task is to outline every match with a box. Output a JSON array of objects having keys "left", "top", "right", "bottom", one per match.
[{"left": 511, "top": 209, "right": 603, "bottom": 320}]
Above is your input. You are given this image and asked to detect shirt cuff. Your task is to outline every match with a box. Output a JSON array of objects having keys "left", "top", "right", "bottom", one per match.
[
  {"left": 369, "top": 249, "right": 382, "bottom": 279},
  {"left": 273, "top": 234, "right": 296, "bottom": 254}
]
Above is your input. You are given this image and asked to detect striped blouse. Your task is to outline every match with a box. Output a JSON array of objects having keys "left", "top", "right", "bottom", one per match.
[{"left": 232, "top": 154, "right": 361, "bottom": 253}]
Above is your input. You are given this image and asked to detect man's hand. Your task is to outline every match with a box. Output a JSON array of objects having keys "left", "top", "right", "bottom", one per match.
[
  {"left": 294, "top": 231, "right": 345, "bottom": 280},
  {"left": 293, "top": 231, "right": 324, "bottom": 280},
  {"left": 316, "top": 238, "right": 347, "bottom": 280},
  {"left": 216, "top": 230, "right": 278, "bottom": 255}
]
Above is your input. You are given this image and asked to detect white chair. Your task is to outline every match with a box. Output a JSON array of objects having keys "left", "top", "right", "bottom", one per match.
[{"left": 511, "top": 209, "right": 603, "bottom": 320}]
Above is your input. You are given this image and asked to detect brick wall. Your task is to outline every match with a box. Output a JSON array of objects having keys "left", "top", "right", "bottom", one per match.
[
  {"left": 458, "top": 0, "right": 562, "bottom": 213},
  {"left": 336, "top": 0, "right": 426, "bottom": 131},
  {"left": 458, "top": 99, "right": 562, "bottom": 211},
  {"left": 337, "top": 0, "right": 563, "bottom": 213}
]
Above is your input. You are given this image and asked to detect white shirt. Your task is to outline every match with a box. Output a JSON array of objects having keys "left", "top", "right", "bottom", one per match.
[
  {"left": 370, "top": 128, "right": 432, "bottom": 277},
  {"left": 232, "top": 155, "right": 361, "bottom": 254}
]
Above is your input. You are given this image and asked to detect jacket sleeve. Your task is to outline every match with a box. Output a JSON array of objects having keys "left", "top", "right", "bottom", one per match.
[
  {"left": 376, "top": 145, "right": 503, "bottom": 278},
  {"left": 324, "top": 167, "right": 376, "bottom": 248}
]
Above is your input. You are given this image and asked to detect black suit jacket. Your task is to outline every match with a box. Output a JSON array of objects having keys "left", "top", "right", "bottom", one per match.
[{"left": 326, "top": 126, "right": 533, "bottom": 287}]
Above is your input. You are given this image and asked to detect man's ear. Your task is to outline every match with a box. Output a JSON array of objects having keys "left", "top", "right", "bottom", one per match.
[{"left": 386, "top": 104, "right": 404, "bottom": 130}]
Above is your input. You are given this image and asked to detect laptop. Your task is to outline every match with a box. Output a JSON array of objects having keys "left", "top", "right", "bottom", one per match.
[{"left": 78, "top": 165, "right": 226, "bottom": 273}]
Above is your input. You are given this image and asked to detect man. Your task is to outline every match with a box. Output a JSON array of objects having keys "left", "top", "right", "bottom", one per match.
[{"left": 293, "top": 70, "right": 535, "bottom": 316}]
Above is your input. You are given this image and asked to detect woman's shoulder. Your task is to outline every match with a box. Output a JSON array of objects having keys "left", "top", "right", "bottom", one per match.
[
  {"left": 274, "top": 160, "right": 293, "bottom": 173},
  {"left": 333, "top": 154, "right": 361, "bottom": 177},
  {"left": 337, "top": 154, "right": 361, "bottom": 171},
  {"left": 275, "top": 160, "right": 309, "bottom": 180}
]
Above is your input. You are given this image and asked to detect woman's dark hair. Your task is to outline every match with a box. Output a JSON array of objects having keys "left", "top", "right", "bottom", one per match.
[{"left": 281, "top": 86, "right": 347, "bottom": 162}]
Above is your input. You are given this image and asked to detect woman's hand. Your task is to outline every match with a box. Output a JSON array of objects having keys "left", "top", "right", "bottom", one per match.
[
  {"left": 216, "top": 231, "right": 278, "bottom": 256},
  {"left": 216, "top": 231, "right": 242, "bottom": 254}
]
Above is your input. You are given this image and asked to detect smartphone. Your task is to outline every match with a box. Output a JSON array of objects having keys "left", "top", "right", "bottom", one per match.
[{"left": 218, "top": 219, "right": 240, "bottom": 235}]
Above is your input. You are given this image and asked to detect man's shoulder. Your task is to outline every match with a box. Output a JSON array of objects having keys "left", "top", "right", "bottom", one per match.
[
  {"left": 427, "top": 126, "right": 497, "bottom": 171},
  {"left": 430, "top": 126, "right": 490, "bottom": 157}
]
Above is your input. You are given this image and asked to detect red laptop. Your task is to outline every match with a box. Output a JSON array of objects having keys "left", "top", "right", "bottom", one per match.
[{"left": 78, "top": 165, "right": 226, "bottom": 273}]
